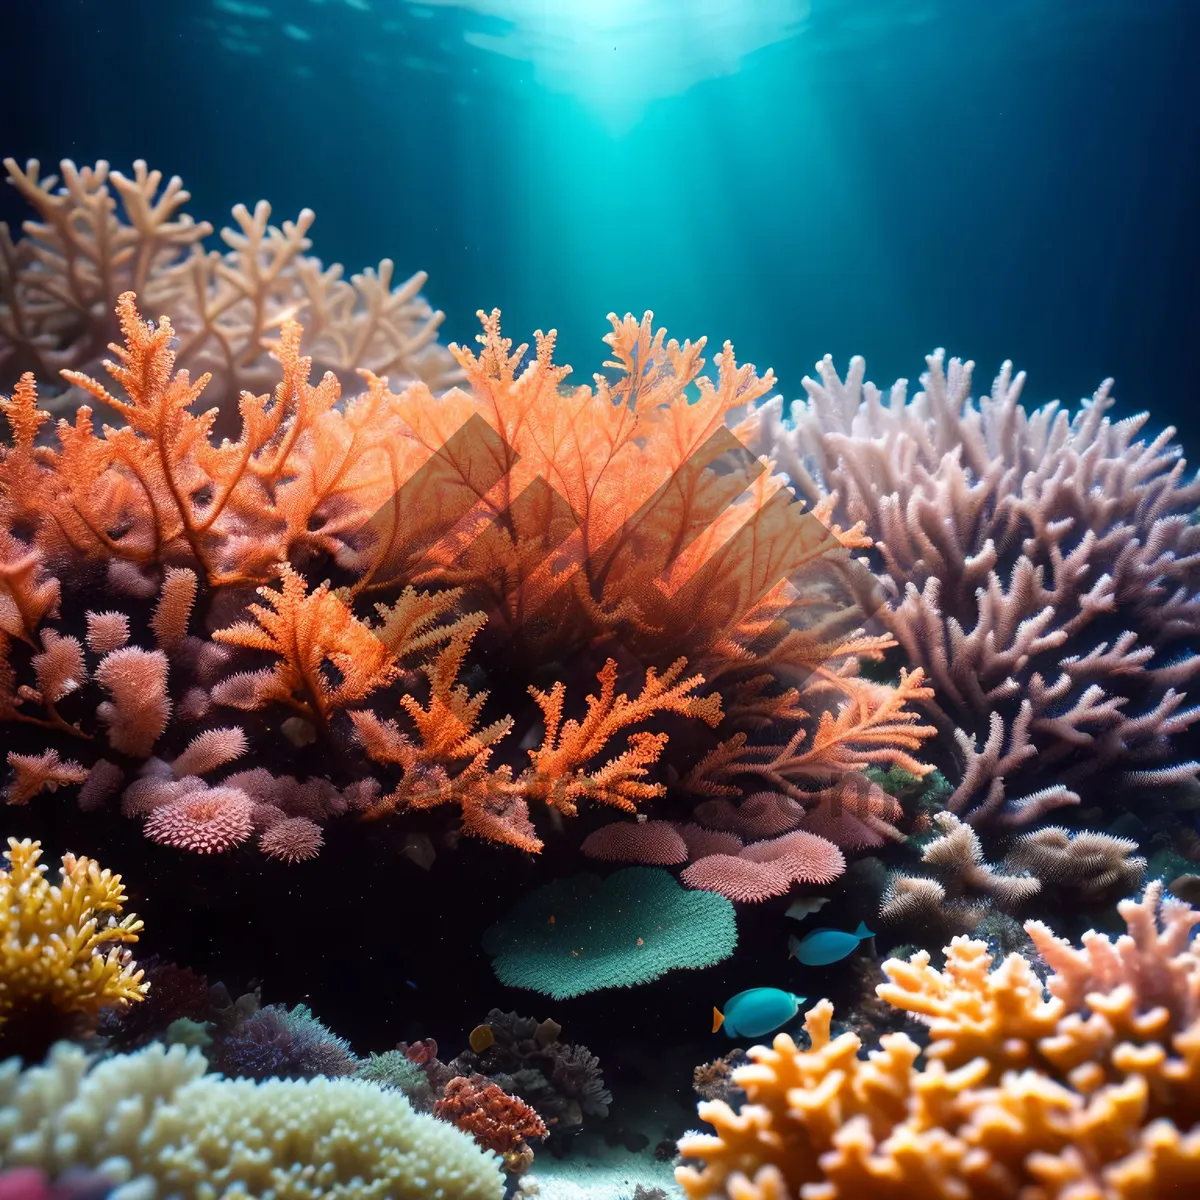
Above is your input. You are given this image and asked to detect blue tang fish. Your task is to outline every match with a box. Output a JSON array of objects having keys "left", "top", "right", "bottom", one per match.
[
  {"left": 788, "top": 921, "right": 873, "bottom": 966},
  {"left": 712, "top": 987, "right": 806, "bottom": 1038}
]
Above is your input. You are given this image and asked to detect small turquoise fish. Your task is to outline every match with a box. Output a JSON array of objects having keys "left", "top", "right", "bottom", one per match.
[
  {"left": 788, "top": 920, "right": 873, "bottom": 966},
  {"left": 712, "top": 987, "right": 806, "bottom": 1038}
]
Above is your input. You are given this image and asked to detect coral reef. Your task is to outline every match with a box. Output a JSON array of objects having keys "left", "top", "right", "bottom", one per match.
[
  {"left": 482, "top": 868, "right": 736, "bottom": 998},
  {"left": 737, "top": 351, "right": 1200, "bottom": 822},
  {"left": 0, "top": 837, "right": 145, "bottom": 1055},
  {"left": 435, "top": 1074, "right": 548, "bottom": 1174},
  {"left": 210, "top": 1001, "right": 357, "bottom": 1081},
  {"left": 676, "top": 881, "right": 1200, "bottom": 1199},
  {"left": 0, "top": 158, "right": 460, "bottom": 408},
  {"left": 0, "top": 1041, "right": 505, "bottom": 1199},
  {"left": 449, "top": 1009, "right": 611, "bottom": 1138},
  {"left": 0, "top": 280, "right": 937, "bottom": 858}
]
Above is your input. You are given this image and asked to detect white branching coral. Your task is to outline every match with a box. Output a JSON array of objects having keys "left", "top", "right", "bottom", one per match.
[
  {"left": 734, "top": 350, "right": 1200, "bottom": 823},
  {"left": 0, "top": 157, "right": 462, "bottom": 408}
]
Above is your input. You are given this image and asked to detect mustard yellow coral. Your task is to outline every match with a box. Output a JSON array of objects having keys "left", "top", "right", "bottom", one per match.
[
  {"left": 676, "top": 882, "right": 1200, "bottom": 1199},
  {"left": 0, "top": 836, "right": 147, "bottom": 1043}
]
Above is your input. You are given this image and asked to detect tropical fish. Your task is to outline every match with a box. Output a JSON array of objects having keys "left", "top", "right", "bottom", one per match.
[
  {"left": 788, "top": 921, "right": 873, "bottom": 966},
  {"left": 712, "top": 987, "right": 806, "bottom": 1038},
  {"left": 784, "top": 896, "right": 829, "bottom": 922}
]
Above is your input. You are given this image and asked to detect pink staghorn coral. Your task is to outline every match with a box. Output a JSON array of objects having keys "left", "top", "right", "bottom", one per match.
[{"left": 736, "top": 350, "right": 1200, "bottom": 823}]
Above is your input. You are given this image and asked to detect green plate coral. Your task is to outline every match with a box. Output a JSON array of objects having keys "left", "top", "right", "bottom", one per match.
[{"left": 483, "top": 867, "right": 737, "bottom": 999}]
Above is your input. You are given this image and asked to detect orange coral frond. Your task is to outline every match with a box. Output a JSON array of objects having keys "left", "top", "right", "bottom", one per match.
[
  {"left": 0, "top": 526, "right": 60, "bottom": 644},
  {"left": 0, "top": 372, "right": 50, "bottom": 452},
  {"left": 5, "top": 749, "right": 89, "bottom": 805},
  {"left": 211, "top": 564, "right": 398, "bottom": 724},
  {"left": 525, "top": 658, "right": 721, "bottom": 815},
  {"left": 398, "top": 612, "right": 513, "bottom": 761},
  {"left": 683, "top": 668, "right": 936, "bottom": 798},
  {"left": 369, "top": 585, "right": 474, "bottom": 662}
]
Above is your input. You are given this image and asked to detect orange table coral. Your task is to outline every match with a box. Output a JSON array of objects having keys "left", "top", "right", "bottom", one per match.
[{"left": 676, "top": 881, "right": 1200, "bottom": 1199}]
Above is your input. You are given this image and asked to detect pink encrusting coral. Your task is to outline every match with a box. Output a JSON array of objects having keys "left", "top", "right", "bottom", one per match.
[
  {"left": 583, "top": 809, "right": 846, "bottom": 902},
  {"left": 737, "top": 829, "right": 846, "bottom": 885},
  {"left": 580, "top": 819, "right": 688, "bottom": 864},
  {"left": 736, "top": 350, "right": 1200, "bottom": 824},
  {"left": 681, "top": 854, "right": 793, "bottom": 902}
]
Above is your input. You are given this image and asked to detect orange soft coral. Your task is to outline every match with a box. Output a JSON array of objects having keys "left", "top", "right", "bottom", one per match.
[{"left": 0, "top": 297, "right": 934, "bottom": 856}]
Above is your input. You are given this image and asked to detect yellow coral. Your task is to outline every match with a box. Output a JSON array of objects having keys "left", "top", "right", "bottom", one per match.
[
  {"left": 676, "top": 883, "right": 1200, "bottom": 1199},
  {"left": 0, "top": 837, "right": 146, "bottom": 1038}
]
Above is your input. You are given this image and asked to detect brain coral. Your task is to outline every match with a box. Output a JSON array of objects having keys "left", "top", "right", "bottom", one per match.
[
  {"left": 483, "top": 867, "right": 736, "bottom": 999},
  {"left": 0, "top": 1041, "right": 504, "bottom": 1200}
]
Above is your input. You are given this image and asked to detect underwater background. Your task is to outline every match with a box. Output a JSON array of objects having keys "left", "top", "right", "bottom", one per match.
[
  {"left": 2, "top": 1, "right": 1200, "bottom": 1198},
  {"left": 6, "top": 0, "right": 1200, "bottom": 416}
]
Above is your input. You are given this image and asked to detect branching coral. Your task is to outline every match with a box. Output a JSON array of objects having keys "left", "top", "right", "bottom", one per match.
[
  {"left": 0, "top": 837, "right": 146, "bottom": 1053},
  {"left": 736, "top": 351, "right": 1200, "bottom": 822},
  {"left": 0, "top": 157, "right": 460, "bottom": 406},
  {"left": 0, "top": 295, "right": 934, "bottom": 856},
  {"left": 676, "top": 881, "right": 1200, "bottom": 1199},
  {"left": 879, "top": 810, "right": 1039, "bottom": 934},
  {"left": 1002, "top": 824, "right": 1146, "bottom": 904}
]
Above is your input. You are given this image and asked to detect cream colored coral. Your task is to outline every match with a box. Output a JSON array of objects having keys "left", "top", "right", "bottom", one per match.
[
  {"left": 0, "top": 1042, "right": 505, "bottom": 1200},
  {"left": 0, "top": 837, "right": 145, "bottom": 1032},
  {"left": 676, "top": 884, "right": 1200, "bottom": 1199}
]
